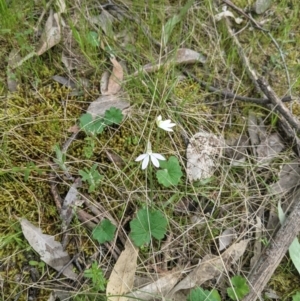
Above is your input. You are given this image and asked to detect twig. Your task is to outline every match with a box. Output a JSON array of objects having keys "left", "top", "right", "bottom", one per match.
[
  {"left": 182, "top": 69, "right": 292, "bottom": 105},
  {"left": 242, "top": 190, "right": 300, "bottom": 301},
  {"left": 257, "top": 78, "right": 300, "bottom": 133}
]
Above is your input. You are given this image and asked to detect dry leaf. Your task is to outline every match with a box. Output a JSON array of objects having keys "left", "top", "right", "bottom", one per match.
[
  {"left": 20, "top": 218, "right": 78, "bottom": 280},
  {"left": 128, "top": 271, "right": 181, "bottom": 301},
  {"left": 270, "top": 160, "right": 300, "bottom": 194},
  {"left": 168, "top": 239, "right": 249, "bottom": 296},
  {"left": 87, "top": 94, "right": 130, "bottom": 119},
  {"left": 102, "top": 57, "right": 124, "bottom": 95},
  {"left": 106, "top": 239, "right": 138, "bottom": 301},
  {"left": 218, "top": 228, "right": 237, "bottom": 251},
  {"left": 256, "top": 133, "right": 284, "bottom": 164},
  {"left": 36, "top": 9, "right": 61, "bottom": 56},
  {"left": 105, "top": 150, "right": 125, "bottom": 168},
  {"left": 134, "top": 48, "right": 206, "bottom": 76},
  {"left": 186, "top": 131, "right": 225, "bottom": 182},
  {"left": 52, "top": 75, "right": 76, "bottom": 89},
  {"left": 60, "top": 178, "right": 82, "bottom": 232},
  {"left": 7, "top": 49, "right": 21, "bottom": 92}
]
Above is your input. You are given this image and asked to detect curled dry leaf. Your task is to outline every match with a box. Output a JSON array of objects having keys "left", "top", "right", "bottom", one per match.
[
  {"left": 218, "top": 228, "right": 237, "bottom": 251},
  {"left": 102, "top": 57, "right": 124, "bottom": 96},
  {"left": 36, "top": 9, "right": 61, "bottom": 56},
  {"left": 128, "top": 271, "right": 181, "bottom": 301},
  {"left": 106, "top": 239, "right": 138, "bottom": 301},
  {"left": 168, "top": 239, "right": 250, "bottom": 296},
  {"left": 20, "top": 218, "right": 77, "bottom": 280},
  {"left": 186, "top": 131, "right": 225, "bottom": 182}
]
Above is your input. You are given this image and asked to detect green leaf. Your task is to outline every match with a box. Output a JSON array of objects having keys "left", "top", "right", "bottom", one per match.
[
  {"left": 130, "top": 208, "right": 168, "bottom": 247},
  {"left": 292, "top": 292, "right": 300, "bottom": 301},
  {"left": 84, "top": 261, "right": 107, "bottom": 291},
  {"left": 87, "top": 31, "right": 99, "bottom": 47},
  {"left": 278, "top": 202, "right": 300, "bottom": 275},
  {"left": 156, "top": 156, "right": 183, "bottom": 187},
  {"left": 92, "top": 219, "right": 116, "bottom": 244},
  {"left": 79, "top": 164, "right": 103, "bottom": 192},
  {"left": 79, "top": 113, "right": 106, "bottom": 135},
  {"left": 227, "top": 276, "right": 250, "bottom": 300},
  {"left": 104, "top": 107, "right": 123, "bottom": 125},
  {"left": 187, "top": 287, "right": 221, "bottom": 301}
]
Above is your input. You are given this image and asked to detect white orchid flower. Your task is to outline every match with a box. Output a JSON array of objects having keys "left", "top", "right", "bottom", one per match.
[
  {"left": 135, "top": 141, "right": 165, "bottom": 170},
  {"left": 156, "top": 115, "right": 176, "bottom": 132}
]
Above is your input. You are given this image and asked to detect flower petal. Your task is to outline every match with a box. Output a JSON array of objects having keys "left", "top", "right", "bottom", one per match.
[
  {"left": 152, "top": 153, "right": 166, "bottom": 161},
  {"left": 150, "top": 155, "right": 160, "bottom": 168},
  {"left": 141, "top": 155, "right": 150, "bottom": 169},
  {"left": 135, "top": 154, "right": 147, "bottom": 162}
]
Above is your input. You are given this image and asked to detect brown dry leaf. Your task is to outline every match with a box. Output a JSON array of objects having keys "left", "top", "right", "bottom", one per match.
[
  {"left": 105, "top": 150, "right": 125, "bottom": 168},
  {"left": 134, "top": 48, "right": 206, "bottom": 76},
  {"left": 186, "top": 131, "right": 225, "bottom": 182},
  {"left": 168, "top": 239, "right": 250, "bottom": 296},
  {"left": 102, "top": 57, "right": 124, "bottom": 95},
  {"left": 36, "top": 9, "right": 61, "bottom": 56},
  {"left": 106, "top": 239, "right": 138, "bottom": 301},
  {"left": 128, "top": 271, "right": 181, "bottom": 301},
  {"left": 87, "top": 94, "right": 130, "bottom": 119},
  {"left": 20, "top": 218, "right": 78, "bottom": 280}
]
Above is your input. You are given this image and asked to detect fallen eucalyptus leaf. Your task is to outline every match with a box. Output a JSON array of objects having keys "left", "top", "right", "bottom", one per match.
[
  {"left": 20, "top": 218, "right": 77, "bottom": 280},
  {"left": 102, "top": 57, "right": 124, "bottom": 95},
  {"left": 168, "top": 239, "right": 249, "bottom": 296},
  {"left": 256, "top": 133, "right": 284, "bottom": 164},
  {"left": 106, "top": 239, "right": 138, "bottom": 301},
  {"left": 128, "top": 271, "right": 181, "bottom": 301},
  {"left": 218, "top": 228, "right": 237, "bottom": 251},
  {"left": 270, "top": 160, "right": 300, "bottom": 194},
  {"left": 87, "top": 94, "right": 129, "bottom": 119},
  {"left": 186, "top": 131, "right": 224, "bottom": 182},
  {"left": 36, "top": 9, "right": 61, "bottom": 56}
]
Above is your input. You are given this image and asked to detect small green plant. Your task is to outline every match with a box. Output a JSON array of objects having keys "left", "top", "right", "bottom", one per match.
[
  {"left": 92, "top": 219, "right": 116, "bottom": 244},
  {"left": 79, "top": 107, "right": 123, "bottom": 136},
  {"left": 227, "top": 275, "right": 250, "bottom": 300},
  {"left": 79, "top": 164, "right": 103, "bottom": 193},
  {"left": 84, "top": 261, "right": 107, "bottom": 292},
  {"left": 29, "top": 260, "right": 45, "bottom": 275},
  {"left": 187, "top": 287, "right": 221, "bottom": 301},
  {"left": 53, "top": 144, "right": 68, "bottom": 172},
  {"left": 156, "top": 156, "right": 183, "bottom": 187},
  {"left": 129, "top": 208, "right": 168, "bottom": 247},
  {"left": 292, "top": 291, "right": 300, "bottom": 301}
]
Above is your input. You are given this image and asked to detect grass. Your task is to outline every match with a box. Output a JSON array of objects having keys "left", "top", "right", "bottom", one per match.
[{"left": 1, "top": 0, "right": 300, "bottom": 300}]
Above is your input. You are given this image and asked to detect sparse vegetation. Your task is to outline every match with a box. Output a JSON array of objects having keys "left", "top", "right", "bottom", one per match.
[{"left": 1, "top": 0, "right": 300, "bottom": 300}]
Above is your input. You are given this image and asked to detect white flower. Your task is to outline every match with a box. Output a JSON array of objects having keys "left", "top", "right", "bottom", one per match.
[
  {"left": 135, "top": 141, "right": 165, "bottom": 170},
  {"left": 156, "top": 115, "right": 176, "bottom": 132}
]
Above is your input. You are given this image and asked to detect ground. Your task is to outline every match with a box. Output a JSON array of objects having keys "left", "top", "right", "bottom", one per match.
[{"left": 1, "top": 0, "right": 300, "bottom": 300}]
